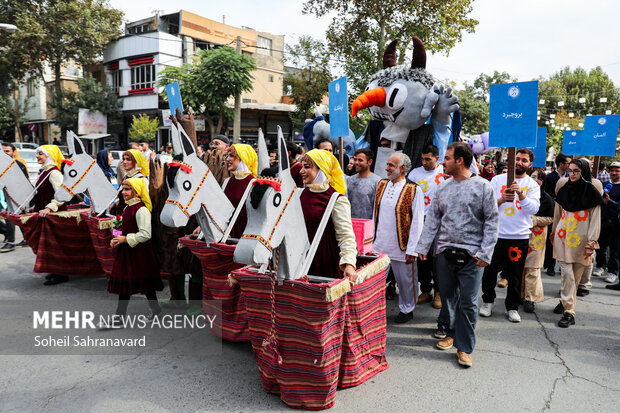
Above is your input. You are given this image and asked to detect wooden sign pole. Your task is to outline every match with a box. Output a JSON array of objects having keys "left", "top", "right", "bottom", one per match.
[
  {"left": 506, "top": 147, "right": 516, "bottom": 189},
  {"left": 338, "top": 136, "right": 344, "bottom": 167},
  {"left": 592, "top": 156, "right": 601, "bottom": 177}
]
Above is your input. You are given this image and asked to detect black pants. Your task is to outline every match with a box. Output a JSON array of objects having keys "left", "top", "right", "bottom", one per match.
[
  {"left": 596, "top": 218, "right": 619, "bottom": 272},
  {"left": 0, "top": 213, "right": 15, "bottom": 243},
  {"left": 418, "top": 255, "right": 438, "bottom": 293},
  {"left": 482, "top": 238, "right": 529, "bottom": 311},
  {"left": 116, "top": 290, "right": 161, "bottom": 316}
]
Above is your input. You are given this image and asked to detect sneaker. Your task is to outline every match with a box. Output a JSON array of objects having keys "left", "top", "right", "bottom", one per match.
[
  {"left": 432, "top": 291, "right": 442, "bottom": 309},
  {"left": 15, "top": 240, "right": 27, "bottom": 248},
  {"left": 457, "top": 350, "right": 473, "bottom": 367},
  {"left": 576, "top": 288, "right": 590, "bottom": 297},
  {"left": 605, "top": 283, "right": 620, "bottom": 290},
  {"left": 507, "top": 310, "right": 521, "bottom": 323},
  {"left": 436, "top": 337, "right": 454, "bottom": 350},
  {"left": 592, "top": 267, "right": 605, "bottom": 277},
  {"left": 394, "top": 311, "right": 413, "bottom": 324},
  {"left": 553, "top": 302, "right": 565, "bottom": 314},
  {"left": 604, "top": 273, "right": 618, "bottom": 284},
  {"left": 0, "top": 242, "right": 15, "bottom": 253},
  {"left": 145, "top": 311, "right": 163, "bottom": 322},
  {"left": 434, "top": 328, "right": 447, "bottom": 339},
  {"left": 417, "top": 292, "right": 433, "bottom": 304},
  {"left": 497, "top": 278, "right": 508, "bottom": 288},
  {"left": 523, "top": 300, "right": 535, "bottom": 313},
  {"left": 558, "top": 312, "right": 575, "bottom": 328},
  {"left": 479, "top": 302, "right": 492, "bottom": 317},
  {"left": 546, "top": 268, "right": 556, "bottom": 277}
]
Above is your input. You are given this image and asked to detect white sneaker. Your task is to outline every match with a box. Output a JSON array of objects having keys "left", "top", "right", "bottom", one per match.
[
  {"left": 592, "top": 267, "right": 605, "bottom": 277},
  {"left": 479, "top": 302, "right": 492, "bottom": 317},
  {"left": 604, "top": 273, "right": 618, "bottom": 283},
  {"left": 507, "top": 310, "right": 521, "bottom": 323}
]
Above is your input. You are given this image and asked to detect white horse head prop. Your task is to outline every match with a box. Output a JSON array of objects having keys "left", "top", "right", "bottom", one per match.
[
  {"left": 161, "top": 122, "right": 234, "bottom": 244},
  {"left": 234, "top": 126, "right": 310, "bottom": 283},
  {"left": 54, "top": 131, "right": 118, "bottom": 214},
  {"left": 0, "top": 150, "right": 34, "bottom": 213}
]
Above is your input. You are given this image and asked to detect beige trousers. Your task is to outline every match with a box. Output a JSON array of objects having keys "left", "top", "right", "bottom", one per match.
[
  {"left": 522, "top": 267, "right": 544, "bottom": 302},
  {"left": 559, "top": 261, "right": 586, "bottom": 315}
]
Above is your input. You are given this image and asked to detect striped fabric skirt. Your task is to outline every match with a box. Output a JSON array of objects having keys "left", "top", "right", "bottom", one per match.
[
  {"left": 179, "top": 237, "right": 248, "bottom": 342},
  {"left": 81, "top": 212, "right": 114, "bottom": 276}
]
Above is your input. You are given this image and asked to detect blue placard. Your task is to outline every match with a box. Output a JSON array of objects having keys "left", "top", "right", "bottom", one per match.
[
  {"left": 562, "top": 130, "right": 584, "bottom": 155},
  {"left": 582, "top": 115, "right": 620, "bottom": 156},
  {"left": 328, "top": 76, "right": 349, "bottom": 138},
  {"left": 528, "top": 127, "right": 547, "bottom": 167},
  {"left": 165, "top": 82, "right": 184, "bottom": 116},
  {"left": 489, "top": 81, "right": 539, "bottom": 148}
]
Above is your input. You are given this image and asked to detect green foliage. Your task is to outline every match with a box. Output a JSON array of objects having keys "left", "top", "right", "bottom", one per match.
[
  {"left": 302, "top": 0, "right": 478, "bottom": 96},
  {"left": 49, "top": 75, "right": 122, "bottom": 131},
  {"left": 283, "top": 36, "right": 332, "bottom": 130},
  {"left": 0, "top": 96, "right": 13, "bottom": 131},
  {"left": 472, "top": 71, "right": 517, "bottom": 102},
  {"left": 158, "top": 46, "right": 256, "bottom": 136},
  {"left": 128, "top": 114, "right": 159, "bottom": 142}
]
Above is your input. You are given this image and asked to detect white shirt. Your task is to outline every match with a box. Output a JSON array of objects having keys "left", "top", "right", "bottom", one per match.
[
  {"left": 491, "top": 173, "right": 541, "bottom": 239},
  {"left": 373, "top": 179, "right": 425, "bottom": 262},
  {"left": 407, "top": 164, "right": 445, "bottom": 215}
]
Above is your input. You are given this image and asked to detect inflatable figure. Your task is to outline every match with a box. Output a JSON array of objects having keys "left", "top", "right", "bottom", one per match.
[
  {"left": 303, "top": 109, "right": 357, "bottom": 156},
  {"left": 468, "top": 132, "right": 496, "bottom": 155}
]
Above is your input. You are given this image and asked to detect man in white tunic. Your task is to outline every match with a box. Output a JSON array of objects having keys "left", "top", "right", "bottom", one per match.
[{"left": 374, "top": 153, "right": 425, "bottom": 323}]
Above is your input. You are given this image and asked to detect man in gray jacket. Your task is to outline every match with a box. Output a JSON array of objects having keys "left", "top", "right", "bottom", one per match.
[{"left": 416, "top": 142, "right": 499, "bottom": 368}]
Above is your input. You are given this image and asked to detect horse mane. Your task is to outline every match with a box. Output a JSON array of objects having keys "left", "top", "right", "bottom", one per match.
[
  {"left": 166, "top": 154, "right": 184, "bottom": 188},
  {"left": 250, "top": 166, "right": 279, "bottom": 209}
]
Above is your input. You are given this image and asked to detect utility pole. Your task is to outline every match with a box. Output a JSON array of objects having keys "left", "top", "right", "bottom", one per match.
[{"left": 233, "top": 36, "right": 242, "bottom": 143}]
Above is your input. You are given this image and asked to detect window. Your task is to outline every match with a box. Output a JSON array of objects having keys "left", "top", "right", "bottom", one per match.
[
  {"left": 268, "top": 75, "right": 274, "bottom": 82},
  {"left": 110, "top": 70, "right": 122, "bottom": 93},
  {"left": 242, "top": 98, "right": 252, "bottom": 104},
  {"left": 128, "top": 23, "right": 150, "bottom": 34},
  {"left": 130, "top": 65, "right": 156, "bottom": 90},
  {"left": 27, "top": 79, "right": 35, "bottom": 97},
  {"left": 256, "top": 36, "right": 272, "bottom": 56}
]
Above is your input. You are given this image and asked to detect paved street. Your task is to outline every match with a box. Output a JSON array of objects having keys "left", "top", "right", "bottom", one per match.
[{"left": 1, "top": 232, "right": 618, "bottom": 412}]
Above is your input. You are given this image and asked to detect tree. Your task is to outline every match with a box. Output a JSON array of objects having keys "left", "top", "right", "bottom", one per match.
[
  {"left": 472, "top": 71, "right": 516, "bottom": 102},
  {"left": 128, "top": 114, "right": 159, "bottom": 142},
  {"left": 283, "top": 36, "right": 332, "bottom": 130},
  {"left": 49, "top": 75, "right": 122, "bottom": 132},
  {"left": 158, "top": 47, "right": 256, "bottom": 138},
  {"left": 303, "top": 0, "right": 478, "bottom": 95},
  {"left": 456, "top": 85, "right": 489, "bottom": 136}
]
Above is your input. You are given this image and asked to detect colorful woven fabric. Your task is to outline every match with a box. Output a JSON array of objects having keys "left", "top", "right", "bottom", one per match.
[
  {"left": 179, "top": 237, "right": 248, "bottom": 342},
  {"left": 3, "top": 210, "right": 104, "bottom": 276},
  {"left": 80, "top": 212, "right": 114, "bottom": 276}
]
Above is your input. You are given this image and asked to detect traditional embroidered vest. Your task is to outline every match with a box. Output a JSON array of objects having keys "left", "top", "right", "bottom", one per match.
[{"left": 374, "top": 178, "right": 417, "bottom": 251}]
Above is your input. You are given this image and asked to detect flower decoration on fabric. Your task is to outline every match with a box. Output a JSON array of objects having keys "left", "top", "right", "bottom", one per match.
[
  {"left": 424, "top": 196, "right": 431, "bottom": 206},
  {"left": 563, "top": 217, "right": 577, "bottom": 232},
  {"left": 532, "top": 226, "right": 544, "bottom": 235},
  {"left": 558, "top": 228, "right": 566, "bottom": 239},
  {"left": 515, "top": 200, "right": 521, "bottom": 210},
  {"left": 532, "top": 236, "right": 545, "bottom": 250},
  {"left": 561, "top": 210, "right": 566, "bottom": 220},
  {"left": 528, "top": 246, "right": 533, "bottom": 254},
  {"left": 435, "top": 173, "right": 444, "bottom": 185},
  {"left": 574, "top": 210, "right": 589, "bottom": 222},
  {"left": 505, "top": 207, "right": 515, "bottom": 216},
  {"left": 418, "top": 179, "right": 429, "bottom": 192},
  {"left": 566, "top": 232, "right": 581, "bottom": 248},
  {"left": 500, "top": 185, "right": 507, "bottom": 195},
  {"left": 508, "top": 246, "right": 522, "bottom": 262},
  {"left": 523, "top": 187, "right": 530, "bottom": 195}
]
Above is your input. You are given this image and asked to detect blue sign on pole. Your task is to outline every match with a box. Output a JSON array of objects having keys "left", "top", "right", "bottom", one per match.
[
  {"left": 528, "top": 127, "right": 547, "bottom": 167},
  {"left": 165, "top": 82, "right": 184, "bottom": 116},
  {"left": 489, "top": 81, "right": 539, "bottom": 148},
  {"left": 582, "top": 115, "right": 620, "bottom": 157},
  {"left": 561, "top": 130, "right": 584, "bottom": 155},
  {"left": 328, "top": 76, "right": 349, "bottom": 139}
]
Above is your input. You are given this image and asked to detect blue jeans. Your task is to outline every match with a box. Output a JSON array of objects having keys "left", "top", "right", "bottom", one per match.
[{"left": 435, "top": 251, "right": 484, "bottom": 354}]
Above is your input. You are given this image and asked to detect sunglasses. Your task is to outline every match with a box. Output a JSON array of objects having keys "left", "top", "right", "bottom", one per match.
[{"left": 567, "top": 169, "right": 581, "bottom": 175}]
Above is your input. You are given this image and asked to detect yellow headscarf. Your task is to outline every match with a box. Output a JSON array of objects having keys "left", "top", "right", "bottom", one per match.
[
  {"left": 127, "top": 149, "right": 150, "bottom": 177},
  {"left": 305, "top": 149, "right": 347, "bottom": 195},
  {"left": 39, "top": 145, "right": 65, "bottom": 170},
  {"left": 232, "top": 144, "right": 258, "bottom": 178},
  {"left": 124, "top": 177, "right": 152, "bottom": 212}
]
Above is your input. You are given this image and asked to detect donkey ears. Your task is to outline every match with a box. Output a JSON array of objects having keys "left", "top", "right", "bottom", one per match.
[
  {"left": 170, "top": 122, "right": 195, "bottom": 157},
  {"left": 256, "top": 128, "right": 270, "bottom": 175},
  {"left": 277, "top": 126, "right": 289, "bottom": 174},
  {"left": 66, "top": 131, "right": 85, "bottom": 156}
]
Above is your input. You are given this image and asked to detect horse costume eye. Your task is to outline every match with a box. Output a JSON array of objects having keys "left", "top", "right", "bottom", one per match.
[
  {"left": 183, "top": 180, "right": 192, "bottom": 191},
  {"left": 273, "top": 193, "right": 281, "bottom": 207},
  {"left": 68, "top": 169, "right": 77, "bottom": 178}
]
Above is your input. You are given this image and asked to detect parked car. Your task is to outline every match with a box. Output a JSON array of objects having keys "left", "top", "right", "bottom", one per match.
[
  {"left": 12, "top": 142, "right": 39, "bottom": 150},
  {"left": 57, "top": 145, "right": 69, "bottom": 156},
  {"left": 18, "top": 148, "right": 40, "bottom": 184},
  {"left": 109, "top": 150, "right": 124, "bottom": 171}
]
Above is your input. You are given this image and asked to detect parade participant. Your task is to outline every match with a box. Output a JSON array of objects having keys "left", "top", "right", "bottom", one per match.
[
  {"left": 552, "top": 159, "right": 603, "bottom": 328},
  {"left": 139, "top": 139, "right": 155, "bottom": 161},
  {"left": 374, "top": 153, "right": 425, "bottom": 323},
  {"left": 346, "top": 148, "right": 380, "bottom": 220},
  {"left": 595, "top": 161, "right": 620, "bottom": 283},
  {"left": 523, "top": 168, "right": 554, "bottom": 313},
  {"left": 544, "top": 153, "right": 571, "bottom": 276},
  {"left": 479, "top": 148, "right": 540, "bottom": 323},
  {"left": 108, "top": 178, "right": 163, "bottom": 323},
  {"left": 96, "top": 149, "right": 115, "bottom": 182},
  {"left": 416, "top": 142, "right": 499, "bottom": 367},
  {"left": 407, "top": 144, "right": 445, "bottom": 308},
  {"left": 299, "top": 149, "right": 357, "bottom": 279},
  {"left": 315, "top": 137, "right": 349, "bottom": 169},
  {"left": 223, "top": 143, "right": 257, "bottom": 239},
  {"left": 286, "top": 141, "right": 303, "bottom": 187},
  {"left": 196, "top": 143, "right": 206, "bottom": 161},
  {"left": 479, "top": 160, "right": 496, "bottom": 181},
  {"left": 0, "top": 142, "right": 29, "bottom": 253},
  {"left": 112, "top": 149, "right": 149, "bottom": 215},
  {"left": 210, "top": 135, "right": 230, "bottom": 153}
]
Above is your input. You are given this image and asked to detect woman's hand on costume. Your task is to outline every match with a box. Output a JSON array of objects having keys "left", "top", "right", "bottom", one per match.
[
  {"left": 111, "top": 235, "right": 126, "bottom": 248},
  {"left": 192, "top": 226, "right": 201, "bottom": 235},
  {"left": 343, "top": 264, "right": 357, "bottom": 283},
  {"left": 38, "top": 208, "right": 51, "bottom": 217}
]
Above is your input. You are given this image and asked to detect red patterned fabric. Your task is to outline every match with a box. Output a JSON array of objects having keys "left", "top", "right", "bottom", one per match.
[
  {"left": 179, "top": 237, "right": 247, "bottom": 341},
  {"left": 2, "top": 210, "right": 104, "bottom": 276},
  {"left": 81, "top": 212, "right": 114, "bottom": 276}
]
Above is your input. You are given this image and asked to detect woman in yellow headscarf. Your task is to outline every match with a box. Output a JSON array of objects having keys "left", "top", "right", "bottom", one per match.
[
  {"left": 108, "top": 177, "right": 163, "bottom": 322},
  {"left": 35, "top": 145, "right": 66, "bottom": 218},
  {"left": 112, "top": 148, "right": 150, "bottom": 215},
  {"left": 300, "top": 149, "right": 357, "bottom": 280},
  {"left": 222, "top": 143, "right": 257, "bottom": 238}
]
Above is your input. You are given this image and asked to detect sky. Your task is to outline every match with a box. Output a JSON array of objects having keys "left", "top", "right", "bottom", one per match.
[{"left": 108, "top": 0, "right": 620, "bottom": 88}]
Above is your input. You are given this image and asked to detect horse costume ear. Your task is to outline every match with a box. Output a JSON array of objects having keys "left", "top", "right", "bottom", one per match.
[
  {"left": 277, "top": 125, "right": 289, "bottom": 173},
  {"left": 256, "top": 128, "right": 270, "bottom": 175},
  {"left": 170, "top": 123, "right": 184, "bottom": 156},
  {"left": 179, "top": 127, "right": 196, "bottom": 156},
  {"left": 67, "top": 131, "right": 76, "bottom": 156}
]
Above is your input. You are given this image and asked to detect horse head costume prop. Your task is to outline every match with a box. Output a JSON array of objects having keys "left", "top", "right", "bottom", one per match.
[
  {"left": 160, "top": 122, "right": 235, "bottom": 244},
  {"left": 0, "top": 150, "right": 34, "bottom": 213},
  {"left": 350, "top": 36, "right": 460, "bottom": 165},
  {"left": 234, "top": 126, "right": 310, "bottom": 284},
  {"left": 54, "top": 131, "right": 118, "bottom": 214}
]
